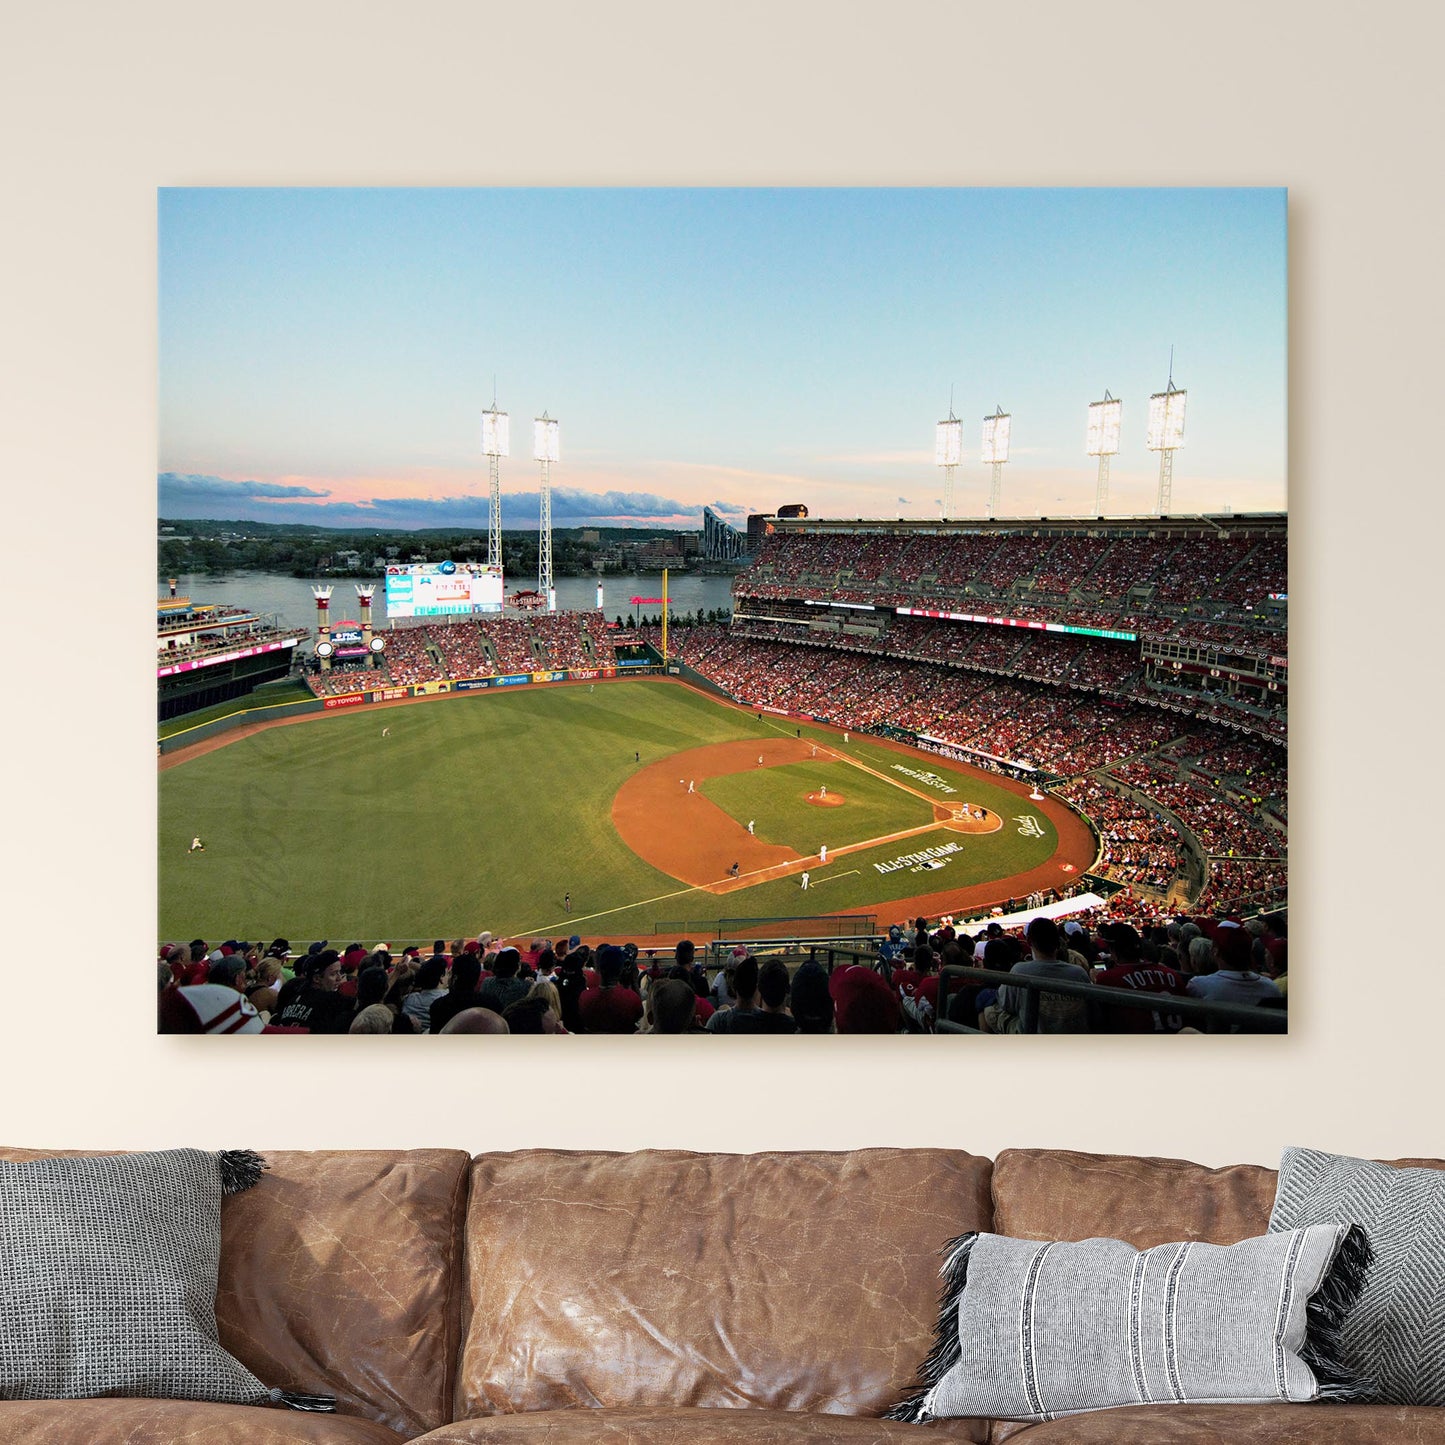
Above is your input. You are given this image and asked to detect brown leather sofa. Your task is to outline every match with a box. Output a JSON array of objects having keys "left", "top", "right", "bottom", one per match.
[{"left": 2, "top": 1146, "right": 1442, "bottom": 1443}]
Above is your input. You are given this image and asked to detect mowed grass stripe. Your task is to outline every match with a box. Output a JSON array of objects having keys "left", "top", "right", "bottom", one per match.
[
  {"left": 158, "top": 680, "right": 1062, "bottom": 942},
  {"left": 160, "top": 681, "right": 769, "bottom": 940}
]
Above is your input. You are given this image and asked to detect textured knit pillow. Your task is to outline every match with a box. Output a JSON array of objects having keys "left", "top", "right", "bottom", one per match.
[
  {"left": 0, "top": 1149, "right": 331, "bottom": 1411},
  {"left": 1269, "top": 1146, "right": 1445, "bottom": 1406},
  {"left": 888, "top": 1225, "right": 1372, "bottom": 1423}
]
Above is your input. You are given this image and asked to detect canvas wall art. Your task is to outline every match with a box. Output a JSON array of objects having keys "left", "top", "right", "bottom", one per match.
[{"left": 157, "top": 187, "right": 1287, "bottom": 1037}]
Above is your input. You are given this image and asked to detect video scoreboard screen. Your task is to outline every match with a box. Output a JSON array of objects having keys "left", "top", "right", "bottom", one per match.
[{"left": 384, "top": 562, "right": 504, "bottom": 617}]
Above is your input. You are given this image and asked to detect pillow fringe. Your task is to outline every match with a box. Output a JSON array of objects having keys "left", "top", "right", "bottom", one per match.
[
  {"left": 1302, "top": 1223, "right": 1375, "bottom": 1401},
  {"left": 218, "top": 1149, "right": 268, "bottom": 1195},
  {"left": 269, "top": 1388, "right": 338, "bottom": 1412},
  {"left": 883, "top": 1231, "right": 978, "bottom": 1423}
]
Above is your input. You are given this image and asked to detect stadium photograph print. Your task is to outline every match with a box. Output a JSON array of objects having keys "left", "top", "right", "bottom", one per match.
[{"left": 157, "top": 187, "right": 1287, "bottom": 1039}]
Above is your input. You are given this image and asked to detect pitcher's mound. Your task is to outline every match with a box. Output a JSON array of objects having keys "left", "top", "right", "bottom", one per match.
[{"left": 807, "top": 791, "right": 846, "bottom": 807}]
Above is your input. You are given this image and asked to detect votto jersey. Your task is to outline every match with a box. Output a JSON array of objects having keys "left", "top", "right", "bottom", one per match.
[{"left": 1093, "top": 963, "right": 1189, "bottom": 1033}]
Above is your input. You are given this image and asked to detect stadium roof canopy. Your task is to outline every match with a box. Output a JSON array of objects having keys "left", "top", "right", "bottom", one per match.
[{"left": 775, "top": 512, "right": 1286, "bottom": 540}]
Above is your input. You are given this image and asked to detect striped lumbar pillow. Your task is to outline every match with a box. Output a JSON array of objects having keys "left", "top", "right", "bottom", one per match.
[
  {"left": 888, "top": 1225, "right": 1372, "bottom": 1423},
  {"left": 1269, "top": 1147, "right": 1445, "bottom": 1406}
]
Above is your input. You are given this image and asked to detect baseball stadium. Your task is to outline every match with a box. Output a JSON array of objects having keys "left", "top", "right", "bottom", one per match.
[{"left": 158, "top": 507, "right": 1287, "bottom": 1035}]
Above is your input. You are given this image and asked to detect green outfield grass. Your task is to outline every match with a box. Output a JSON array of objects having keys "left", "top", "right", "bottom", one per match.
[{"left": 158, "top": 679, "right": 1061, "bottom": 943}]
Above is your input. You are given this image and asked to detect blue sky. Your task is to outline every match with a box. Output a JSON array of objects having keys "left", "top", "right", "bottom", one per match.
[{"left": 159, "top": 188, "right": 1286, "bottom": 528}]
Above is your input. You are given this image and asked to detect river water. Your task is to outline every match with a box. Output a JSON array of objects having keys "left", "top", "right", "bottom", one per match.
[{"left": 160, "top": 571, "right": 738, "bottom": 632}]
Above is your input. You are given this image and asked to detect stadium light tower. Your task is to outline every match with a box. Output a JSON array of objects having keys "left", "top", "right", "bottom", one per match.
[
  {"left": 935, "top": 400, "right": 963, "bottom": 521},
  {"left": 481, "top": 391, "right": 509, "bottom": 572},
  {"left": 981, "top": 405, "right": 1011, "bottom": 519},
  {"left": 534, "top": 411, "right": 559, "bottom": 612},
  {"left": 1147, "top": 358, "right": 1187, "bottom": 514},
  {"left": 1087, "top": 391, "right": 1123, "bottom": 515}
]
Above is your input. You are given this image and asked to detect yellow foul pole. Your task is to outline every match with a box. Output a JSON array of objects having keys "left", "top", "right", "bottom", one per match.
[{"left": 662, "top": 568, "right": 669, "bottom": 663}]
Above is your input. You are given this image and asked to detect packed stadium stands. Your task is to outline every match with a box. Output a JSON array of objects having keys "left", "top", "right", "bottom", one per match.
[
  {"left": 302, "top": 610, "right": 620, "bottom": 697},
  {"left": 159, "top": 905, "right": 1286, "bottom": 1036}
]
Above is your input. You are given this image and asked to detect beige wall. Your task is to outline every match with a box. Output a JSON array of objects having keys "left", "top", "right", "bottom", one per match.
[{"left": 4, "top": 2, "right": 1439, "bottom": 1166}]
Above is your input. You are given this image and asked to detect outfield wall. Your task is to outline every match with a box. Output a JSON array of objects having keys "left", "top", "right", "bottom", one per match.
[
  {"left": 160, "top": 696, "right": 326, "bottom": 753},
  {"left": 666, "top": 661, "right": 734, "bottom": 701}
]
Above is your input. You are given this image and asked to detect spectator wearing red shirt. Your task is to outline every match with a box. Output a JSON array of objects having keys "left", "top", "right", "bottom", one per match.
[
  {"left": 830, "top": 963, "right": 900, "bottom": 1034},
  {"left": 578, "top": 945, "right": 644, "bottom": 1034},
  {"left": 1094, "top": 923, "right": 1189, "bottom": 1033}
]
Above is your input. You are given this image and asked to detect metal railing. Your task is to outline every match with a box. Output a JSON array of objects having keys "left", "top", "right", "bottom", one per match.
[
  {"left": 694, "top": 944, "right": 1286, "bottom": 1035},
  {"left": 706, "top": 937, "right": 884, "bottom": 971},
  {"left": 662, "top": 914, "right": 876, "bottom": 942},
  {"left": 936, "top": 964, "right": 1286, "bottom": 1034}
]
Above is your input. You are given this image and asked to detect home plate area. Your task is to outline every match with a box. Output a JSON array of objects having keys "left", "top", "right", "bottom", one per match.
[{"left": 938, "top": 801, "right": 1003, "bottom": 834}]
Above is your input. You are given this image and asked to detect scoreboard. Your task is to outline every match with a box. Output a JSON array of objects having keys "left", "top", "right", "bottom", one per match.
[{"left": 384, "top": 562, "right": 504, "bottom": 618}]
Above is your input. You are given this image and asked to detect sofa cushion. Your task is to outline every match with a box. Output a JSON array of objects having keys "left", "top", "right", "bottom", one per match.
[
  {"left": 416, "top": 1406, "right": 988, "bottom": 1443},
  {"left": 0, "top": 1148, "right": 471, "bottom": 1439},
  {"left": 457, "top": 1148, "right": 994, "bottom": 1424},
  {"left": 991, "top": 1149, "right": 1278, "bottom": 1247},
  {"left": 0, "top": 1399, "right": 406, "bottom": 1445},
  {"left": 990, "top": 1402, "right": 1445, "bottom": 1442}
]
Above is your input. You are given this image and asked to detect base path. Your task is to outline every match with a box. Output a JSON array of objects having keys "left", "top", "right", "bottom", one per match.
[
  {"left": 613, "top": 736, "right": 1019, "bottom": 897},
  {"left": 612, "top": 738, "right": 815, "bottom": 888},
  {"left": 606, "top": 687, "right": 1098, "bottom": 929}
]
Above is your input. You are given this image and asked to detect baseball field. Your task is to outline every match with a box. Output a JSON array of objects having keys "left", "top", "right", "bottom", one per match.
[{"left": 158, "top": 677, "right": 1097, "bottom": 943}]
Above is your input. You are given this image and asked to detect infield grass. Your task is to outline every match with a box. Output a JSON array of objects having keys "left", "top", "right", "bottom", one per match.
[
  {"left": 700, "top": 761, "right": 934, "bottom": 852},
  {"left": 159, "top": 679, "right": 1061, "bottom": 943}
]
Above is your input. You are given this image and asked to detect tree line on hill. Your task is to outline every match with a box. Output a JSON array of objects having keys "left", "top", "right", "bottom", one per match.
[
  {"left": 157, "top": 520, "right": 712, "bottom": 580},
  {"left": 618, "top": 610, "right": 730, "bottom": 629}
]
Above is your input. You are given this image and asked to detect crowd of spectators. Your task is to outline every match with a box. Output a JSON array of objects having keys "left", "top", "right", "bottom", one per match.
[
  {"left": 675, "top": 627, "right": 1192, "bottom": 773},
  {"left": 158, "top": 907, "right": 1286, "bottom": 1039},
  {"left": 721, "top": 583, "right": 1282, "bottom": 744},
  {"left": 1165, "top": 734, "right": 1287, "bottom": 818},
  {"left": 301, "top": 611, "right": 621, "bottom": 698},
  {"left": 430, "top": 620, "right": 493, "bottom": 678},
  {"left": 158, "top": 619, "right": 309, "bottom": 670},
  {"left": 378, "top": 626, "right": 444, "bottom": 686},
  {"left": 528, "top": 612, "right": 611, "bottom": 669},
  {"left": 736, "top": 525, "right": 1286, "bottom": 657},
  {"left": 1055, "top": 778, "right": 1185, "bottom": 894},
  {"left": 1110, "top": 762, "right": 1285, "bottom": 859},
  {"left": 1196, "top": 858, "right": 1289, "bottom": 916},
  {"left": 306, "top": 666, "right": 385, "bottom": 697}
]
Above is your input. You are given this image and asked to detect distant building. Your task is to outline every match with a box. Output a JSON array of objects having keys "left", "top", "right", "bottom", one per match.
[
  {"left": 578, "top": 528, "right": 601, "bottom": 545},
  {"left": 747, "top": 513, "right": 776, "bottom": 552},
  {"left": 703, "top": 506, "right": 749, "bottom": 561},
  {"left": 633, "top": 534, "right": 688, "bottom": 569}
]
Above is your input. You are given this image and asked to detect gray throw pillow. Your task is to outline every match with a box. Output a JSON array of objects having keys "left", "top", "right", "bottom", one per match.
[
  {"left": 0, "top": 1149, "right": 330, "bottom": 1411},
  {"left": 888, "top": 1224, "right": 1371, "bottom": 1423},
  {"left": 1269, "top": 1146, "right": 1445, "bottom": 1406}
]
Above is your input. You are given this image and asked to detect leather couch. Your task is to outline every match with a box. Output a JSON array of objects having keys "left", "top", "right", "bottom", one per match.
[{"left": 2, "top": 1146, "right": 1441, "bottom": 1443}]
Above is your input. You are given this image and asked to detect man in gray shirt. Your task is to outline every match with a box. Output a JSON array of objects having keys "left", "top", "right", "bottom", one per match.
[{"left": 986, "top": 917, "right": 1091, "bottom": 1033}]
